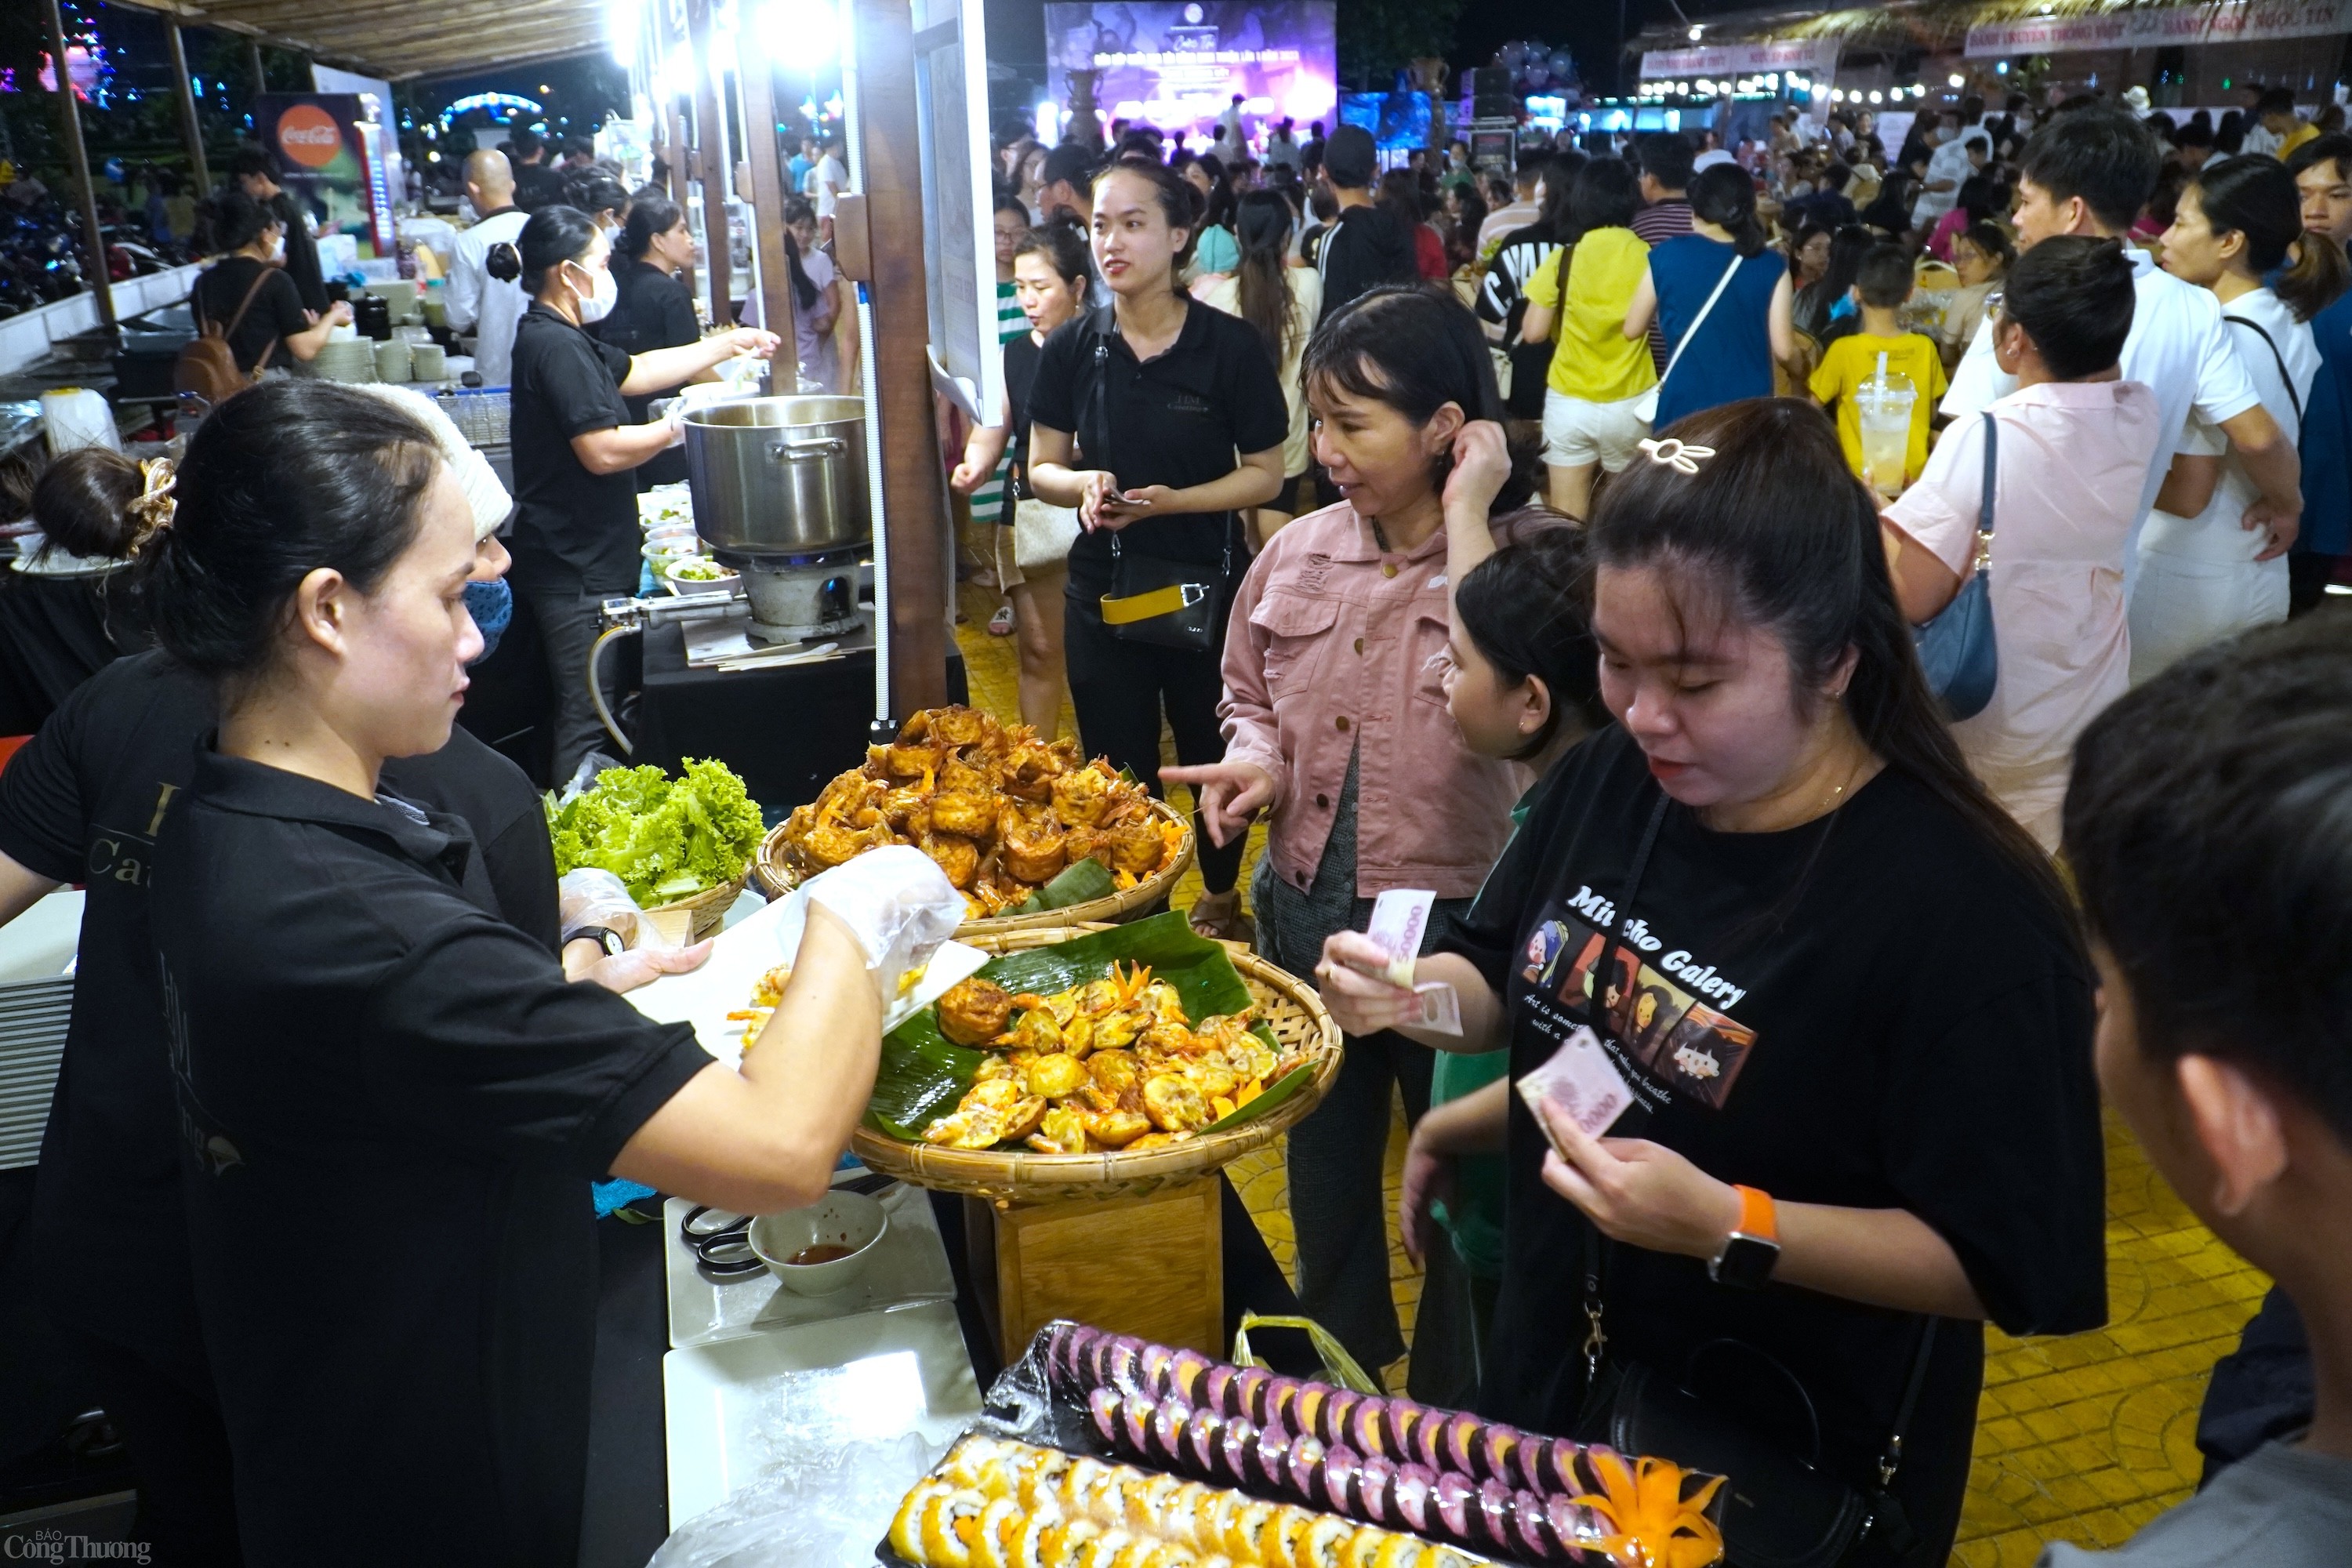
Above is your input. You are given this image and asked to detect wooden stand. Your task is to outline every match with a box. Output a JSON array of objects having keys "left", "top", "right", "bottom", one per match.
[{"left": 962, "top": 1179, "right": 1224, "bottom": 1365}]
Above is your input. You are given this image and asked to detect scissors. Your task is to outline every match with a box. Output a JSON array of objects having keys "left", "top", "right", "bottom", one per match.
[{"left": 680, "top": 1170, "right": 898, "bottom": 1279}]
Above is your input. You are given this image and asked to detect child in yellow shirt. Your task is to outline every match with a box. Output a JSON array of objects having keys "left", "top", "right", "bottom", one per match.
[{"left": 1808, "top": 243, "right": 1949, "bottom": 492}]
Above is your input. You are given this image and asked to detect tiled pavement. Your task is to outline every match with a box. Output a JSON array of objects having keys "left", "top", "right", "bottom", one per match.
[{"left": 950, "top": 575, "right": 2271, "bottom": 1564}]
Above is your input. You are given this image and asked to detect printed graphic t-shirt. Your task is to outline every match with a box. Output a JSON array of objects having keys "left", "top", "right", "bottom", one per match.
[{"left": 1439, "top": 726, "right": 2105, "bottom": 1548}]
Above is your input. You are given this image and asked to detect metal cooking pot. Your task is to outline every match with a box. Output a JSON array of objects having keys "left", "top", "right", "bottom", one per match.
[{"left": 682, "top": 394, "right": 869, "bottom": 556}]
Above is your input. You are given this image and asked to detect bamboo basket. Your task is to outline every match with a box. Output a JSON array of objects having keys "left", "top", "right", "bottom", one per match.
[
  {"left": 850, "top": 924, "right": 1341, "bottom": 1205},
  {"left": 752, "top": 798, "right": 1196, "bottom": 936},
  {"left": 641, "top": 872, "right": 745, "bottom": 944}
]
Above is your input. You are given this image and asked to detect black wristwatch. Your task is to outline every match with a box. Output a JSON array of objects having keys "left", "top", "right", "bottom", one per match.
[
  {"left": 1708, "top": 1184, "right": 1782, "bottom": 1290},
  {"left": 564, "top": 924, "right": 628, "bottom": 957}
]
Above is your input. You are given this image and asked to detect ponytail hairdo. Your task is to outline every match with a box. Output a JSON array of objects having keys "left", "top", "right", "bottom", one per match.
[
  {"left": 1012, "top": 218, "right": 1092, "bottom": 292},
  {"left": 1232, "top": 188, "right": 1301, "bottom": 368},
  {"left": 2190, "top": 154, "right": 2350, "bottom": 322},
  {"left": 618, "top": 194, "right": 684, "bottom": 261},
  {"left": 1454, "top": 527, "right": 1610, "bottom": 758},
  {"left": 1091, "top": 157, "right": 1199, "bottom": 283},
  {"left": 1587, "top": 397, "right": 2076, "bottom": 935},
  {"left": 485, "top": 204, "right": 601, "bottom": 293},
  {"left": 136, "top": 381, "right": 443, "bottom": 688},
  {"left": 1689, "top": 162, "right": 1767, "bottom": 257}
]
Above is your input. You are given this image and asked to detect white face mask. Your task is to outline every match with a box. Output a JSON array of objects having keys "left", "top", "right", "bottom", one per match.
[
  {"left": 571, "top": 260, "right": 617, "bottom": 322},
  {"left": 268, "top": 231, "right": 287, "bottom": 262}
]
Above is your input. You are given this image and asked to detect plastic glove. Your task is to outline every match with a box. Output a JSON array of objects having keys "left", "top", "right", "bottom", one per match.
[
  {"left": 558, "top": 866, "right": 644, "bottom": 949},
  {"left": 795, "top": 844, "right": 964, "bottom": 1004}
]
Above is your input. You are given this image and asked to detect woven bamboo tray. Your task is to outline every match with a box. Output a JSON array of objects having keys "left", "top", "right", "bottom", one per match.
[
  {"left": 752, "top": 798, "right": 1196, "bottom": 936},
  {"left": 850, "top": 924, "right": 1341, "bottom": 1205},
  {"left": 642, "top": 872, "right": 744, "bottom": 944}
]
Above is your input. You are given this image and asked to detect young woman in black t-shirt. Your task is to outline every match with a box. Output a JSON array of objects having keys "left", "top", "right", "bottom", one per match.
[
  {"left": 492, "top": 205, "right": 776, "bottom": 780},
  {"left": 1316, "top": 399, "right": 2107, "bottom": 1564},
  {"left": 597, "top": 195, "right": 704, "bottom": 488},
  {"left": 1025, "top": 158, "right": 1289, "bottom": 938},
  {"left": 190, "top": 189, "right": 351, "bottom": 374},
  {"left": 949, "top": 220, "right": 1091, "bottom": 735}
]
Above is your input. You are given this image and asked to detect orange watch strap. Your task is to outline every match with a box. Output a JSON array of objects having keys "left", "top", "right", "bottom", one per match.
[{"left": 1733, "top": 1184, "right": 1778, "bottom": 1243}]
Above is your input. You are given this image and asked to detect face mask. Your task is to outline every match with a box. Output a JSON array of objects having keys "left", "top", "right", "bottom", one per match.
[
  {"left": 572, "top": 260, "right": 617, "bottom": 322},
  {"left": 269, "top": 232, "right": 287, "bottom": 262},
  {"left": 459, "top": 197, "right": 478, "bottom": 223}
]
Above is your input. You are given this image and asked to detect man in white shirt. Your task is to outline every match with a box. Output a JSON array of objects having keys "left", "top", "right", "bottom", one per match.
[
  {"left": 1216, "top": 93, "right": 1247, "bottom": 153},
  {"left": 1943, "top": 106, "right": 2301, "bottom": 586},
  {"left": 2235, "top": 83, "right": 2283, "bottom": 158},
  {"left": 813, "top": 136, "right": 849, "bottom": 238},
  {"left": 1911, "top": 118, "right": 1988, "bottom": 230},
  {"left": 445, "top": 150, "right": 531, "bottom": 387},
  {"left": 1476, "top": 158, "right": 1544, "bottom": 255}
]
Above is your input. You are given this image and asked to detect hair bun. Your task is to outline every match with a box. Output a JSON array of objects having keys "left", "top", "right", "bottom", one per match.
[{"left": 485, "top": 241, "right": 521, "bottom": 284}]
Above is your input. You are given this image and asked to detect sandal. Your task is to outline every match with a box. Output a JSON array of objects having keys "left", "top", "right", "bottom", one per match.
[
  {"left": 987, "top": 602, "right": 1017, "bottom": 637},
  {"left": 1188, "top": 887, "right": 1254, "bottom": 946}
]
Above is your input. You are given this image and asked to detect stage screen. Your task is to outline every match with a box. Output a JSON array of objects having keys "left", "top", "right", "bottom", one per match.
[{"left": 1044, "top": 2, "right": 1337, "bottom": 140}]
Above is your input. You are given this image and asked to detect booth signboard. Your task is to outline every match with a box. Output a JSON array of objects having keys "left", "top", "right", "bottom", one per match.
[
  {"left": 1966, "top": 0, "right": 2352, "bottom": 55},
  {"left": 255, "top": 93, "right": 390, "bottom": 260},
  {"left": 311, "top": 67, "right": 403, "bottom": 253},
  {"left": 1044, "top": 2, "right": 1337, "bottom": 140},
  {"left": 914, "top": 0, "right": 1004, "bottom": 426},
  {"left": 1639, "top": 38, "right": 1840, "bottom": 81},
  {"left": 1470, "top": 119, "right": 1517, "bottom": 173}
]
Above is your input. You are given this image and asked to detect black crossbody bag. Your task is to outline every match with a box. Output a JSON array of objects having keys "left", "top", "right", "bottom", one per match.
[
  {"left": 1083, "top": 308, "right": 1238, "bottom": 653},
  {"left": 1558, "top": 791, "right": 1941, "bottom": 1568}
]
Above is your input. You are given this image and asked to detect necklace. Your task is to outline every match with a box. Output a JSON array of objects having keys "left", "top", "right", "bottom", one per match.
[{"left": 1369, "top": 517, "right": 1398, "bottom": 577}]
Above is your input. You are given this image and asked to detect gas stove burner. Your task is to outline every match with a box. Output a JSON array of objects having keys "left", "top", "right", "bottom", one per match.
[{"left": 723, "top": 549, "right": 866, "bottom": 644}]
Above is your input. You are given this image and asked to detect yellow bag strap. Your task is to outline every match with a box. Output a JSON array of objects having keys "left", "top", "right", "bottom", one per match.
[
  {"left": 1229, "top": 1312, "right": 1383, "bottom": 1395},
  {"left": 1098, "top": 582, "right": 1205, "bottom": 626}
]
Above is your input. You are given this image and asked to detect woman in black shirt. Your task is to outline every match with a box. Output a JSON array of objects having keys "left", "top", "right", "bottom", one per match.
[
  {"left": 493, "top": 205, "right": 775, "bottom": 781},
  {"left": 1026, "top": 158, "right": 1289, "bottom": 938},
  {"left": 129, "top": 381, "right": 950, "bottom": 1566},
  {"left": 189, "top": 190, "right": 351, "bottom": 374},
  {"left": 949, "top": 220, "right": 1092, "bottom": 735},
  {"left": 596, "top": 194, "right": 704, "bottom": 488},
  {"left": 1316, "top": 400, "right": 2106, "bottom": 1564},
  {"left": 0, "top": 448, "right": 151, "bottom": 727}
]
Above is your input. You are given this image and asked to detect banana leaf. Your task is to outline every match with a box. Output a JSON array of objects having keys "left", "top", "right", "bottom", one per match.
[
  {"left": 1005, "top": 855, "right": 1116, "bottom": 916},
  {"left": 865, "top": 909, "right": 1297, "bottom": 1143}
]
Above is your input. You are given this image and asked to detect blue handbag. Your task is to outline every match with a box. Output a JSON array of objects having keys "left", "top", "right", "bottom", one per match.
[{"left": 1912, "top": 412, "right": 1998, "bottom": 721}]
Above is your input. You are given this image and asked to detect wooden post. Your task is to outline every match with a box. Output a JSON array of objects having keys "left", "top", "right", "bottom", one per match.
[
  {"left": 687, "top": 0, "right": 733, "bottom": 324},
  {"left": 851, "top": 0, "right": 949, "bottom": 715},
  {"left": 735, "top": 55, "right": 800, "bottom": 357},
  {"left": 41, "top": 0, "right": 114, "bottom": 332},
  {"left": 164, "top": 23, "right": 212, "bottom": 194}
]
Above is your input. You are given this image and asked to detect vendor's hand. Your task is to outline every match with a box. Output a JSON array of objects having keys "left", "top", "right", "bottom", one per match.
[
  {"left": 799, "top": 844, "right": 966, "bottom": 1002},
  {"left": 1398, "top": 1121, "right": 1457, "bottom": 1269},
  {"left": 1442, "top": 419, "right": 1512, "bottom": 518},
  {"left": 949, "top": 455, "right": 989, "bottom": 494},
  {"left": 1535, "top": 1099, "right": 1743, "bottom": 1261},
  {"left": 1159, "top": 760, "right": 1274, "bottom": 847},
  {"left": 1313, "top": 930, "right": 1424, "bottom": 1036},
  {"left": 2243, "top": 496, "right": 2301, "bottom": 561},
  {"left": 720, "top": 327, "right": 782, "bottom": 360},
  {"left": 573, "top": 937, "right": 714, "bottom": 994},
  {"left": 326, "top": 300, "right": 354, "bottom": 328},
  {"left": 1095, "top": 484, "right": 1178, "bottom": 531},
  {"left": 1075, "top": 470, "right": 1124, "bottom": 532}
]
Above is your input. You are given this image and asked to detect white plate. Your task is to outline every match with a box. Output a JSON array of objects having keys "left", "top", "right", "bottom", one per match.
[
  {"left": 661, "top": 1299, "right": 982, "bottom": 1530},
  {"left": 662, "top": 1181, "right": 957, "bottom": 1348},
  {"left": 624, "top": 889, "right": 989, "bottom": 1068}
]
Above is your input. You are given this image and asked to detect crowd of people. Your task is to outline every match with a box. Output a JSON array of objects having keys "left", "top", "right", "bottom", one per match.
[{"left": 2, "top": 83, "right": 2350, "bottom": 1568}]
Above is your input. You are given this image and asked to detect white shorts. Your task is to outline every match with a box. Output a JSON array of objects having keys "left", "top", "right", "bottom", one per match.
[{"left": 1541, "top": 388, "right": 1653, "bottom": 471}]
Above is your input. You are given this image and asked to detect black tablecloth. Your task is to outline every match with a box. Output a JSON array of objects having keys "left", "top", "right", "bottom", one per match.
[
  {"left": 579, "top": 1178, "right": 1309, "bottom": 1567},
  {"left": 632, "top": 619, "right": 967, "bottom": 812}
]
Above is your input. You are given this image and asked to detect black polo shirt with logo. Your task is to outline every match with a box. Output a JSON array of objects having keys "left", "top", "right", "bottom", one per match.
[
  {"left": 509, "top": 301, "right": 642, "bottom": 595},
  {"left": 0, "top": 651, "right": 559, "bottom": 1367},
  {"left": 150, "top": 746, "right": 710, "bottom": 1565},
  {"left": 1026, "top": 299, "right": 1289, "bottom": 589}
]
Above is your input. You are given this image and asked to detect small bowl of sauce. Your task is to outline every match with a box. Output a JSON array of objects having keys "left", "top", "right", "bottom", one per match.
[{"left": 749, "top": 1189, "right": 889, "bottom": 1295}]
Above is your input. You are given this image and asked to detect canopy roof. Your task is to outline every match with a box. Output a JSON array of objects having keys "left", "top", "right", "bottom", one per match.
[{"left": 108, "top": 0, "right": 606, "bottom": 82}]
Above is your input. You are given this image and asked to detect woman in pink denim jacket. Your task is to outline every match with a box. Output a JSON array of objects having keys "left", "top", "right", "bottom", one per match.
[{"left": 1167, "top": 285, "right": 1556, "bottom": 1376}]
